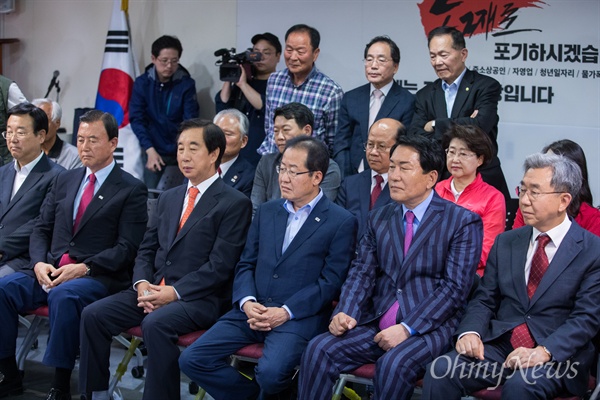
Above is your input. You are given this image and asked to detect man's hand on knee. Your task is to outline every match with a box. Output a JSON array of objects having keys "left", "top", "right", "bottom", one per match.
[
  {"left": 374, "top": 324, "right": 410, "bottom": 351},
  {"left": 329, "top": 312, "right": 357, "bottom": 336},
  {"left": 455, "top": 333, "right": 485, "bottom": 360}
]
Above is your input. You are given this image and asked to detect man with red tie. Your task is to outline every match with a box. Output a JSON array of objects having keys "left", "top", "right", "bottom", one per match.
[
  {"left": 423, "top": 152, "right": 600, "bottom": 399},
  {"left": 79, "top": 119, "right": 252, "bottom": 400},
  {"left": 335, "top": 118, "right": 404, "bottom": 240},
  {"left": 0, "top": 110, "right": 148, "bottom": 400}
]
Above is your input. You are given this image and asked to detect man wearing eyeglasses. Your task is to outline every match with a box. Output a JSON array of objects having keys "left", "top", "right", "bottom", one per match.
[
  {"left": 180, "top": 136, "right": 357, "bottom": 400},
  {"left": 0, "top": 103, "right": 63, "bottom": 279},
  {"left": 130, "top": 35, "right": 199, "bottom": 189},
  {"left": 333, "top": 36, "right": 415, "bottom": 178},
  {"left": 423, "top": 153, "right": 600, "bottom": 399},
  {"left": 216, "top": 32, "right": 282, "bottom": 167},
  {"left": 409, "top": 26, "right": 509, "bottom": 200},
  {"left": 336, "top": 118, "right": 404, "bottom": 240}
]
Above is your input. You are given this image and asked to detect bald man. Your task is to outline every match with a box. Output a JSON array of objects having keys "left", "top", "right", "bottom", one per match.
[{"left": 336, "top": 118, "right": 404, "bottom": 239}]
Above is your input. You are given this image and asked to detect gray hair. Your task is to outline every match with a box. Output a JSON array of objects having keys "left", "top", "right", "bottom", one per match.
[
  {"left": 31, "top": 98, "right": 62, "bottom": 122},
  {"left": 523, "top": 152, "right": 582, "bottom": 198},
  {"left": 213, "top": 109, "right": 249, "bottom": 138}
]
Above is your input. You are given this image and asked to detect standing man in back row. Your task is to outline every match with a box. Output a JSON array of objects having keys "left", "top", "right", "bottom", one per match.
[
  {"left": 260, "top": 24, "right": 343, "bottom": 156},
  {"left": 409, "top": 26, "right": 509, "bottom": 200},
  {"left": 130, "top": 35, "right": 199, "bottom": 189},
  {"left": 333, "top": 36, "right": 414, "bottom": 178}
]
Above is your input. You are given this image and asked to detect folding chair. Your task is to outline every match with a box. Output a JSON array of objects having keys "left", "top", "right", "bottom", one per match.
[
  {"left": 16, "top": 306, "right": 49, "bottom": 372},
  {"left": 332, "top": 363, "right": 375, "bottom": 400}
]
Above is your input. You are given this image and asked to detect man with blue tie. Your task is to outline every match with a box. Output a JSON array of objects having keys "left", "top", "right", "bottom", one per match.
[
  {"left": 299, "top": 135, "right": 482, "bottom": 400},
  {"left": 423, "top": 153, "right": 600, "bottom": 399},
  {"left": 179, "top": 136, "right": 357, "bottom": 400},
  {"left": 0, "top": 110, "right": 147, "bottom": 400},
  {"left": 335, "top": 118, "right": 404, "bottom": 240},
  {"left": 333, "top": 36, "right": 415, "bottom": 178}
]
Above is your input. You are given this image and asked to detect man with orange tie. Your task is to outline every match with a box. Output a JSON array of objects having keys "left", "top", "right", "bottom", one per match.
[
  {"left": 335, "top": 118, "right": 404, "bottom": 240},
  {"left": 423, "top": 153, "right": 600, "bottom": 399},
  {"left": 79, "top": 119, "right": 252, "bottom": 400},
  {"left": 0, "top": 110, "right": 148, "bottom": 400}
]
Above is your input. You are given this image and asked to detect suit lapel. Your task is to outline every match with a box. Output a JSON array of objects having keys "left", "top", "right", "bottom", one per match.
[
  {"left": 451, "top": 69, "right": 474, "bottom": 118},
  {"left": 359, "top": 85, "right": 370, "bottom": 136},
  {"left": 388, "top": 204, "right": 405, "bottom": 283},
  {"left": 359, "top": 171, "right": 372, "bottom": 219},
  {"left": 223, "top": 158, "right": 241, "bottom": 186},
  {"left": 173, "top": 180, "right": 221, "bottom": 246},
  {"left": 273, "top": 204, "right": 288, "bottom": 260},
  {"left": 511, "top": 227, "right": 531, "bottom": 308},
  {"left": 402, "top": 195, "right": 444, "bottom": 267},
  {"left": 277, "top": 197, "right": 329, "bottom": 266},
  {"left": 74, "top": 165, "right": 120, "bottom": 234},
  {"left": 0, "top": 166, "right": 16, "bottom": 219},
  {"left": 374, "top": 184, "right": 391, "bottom": 208},
  {"left": 377, "top": 82, "right": 400, "bottom": 120},
  {"left": 165, "top": 185, "right": 187, "bottom": 248},
  {"left": 529, "top": 224, "right": 583, "bottom": 307},
  {"left": 432, "top": 82, "right": 448, "bottom": 118},
  {"left": 1, "top": 155, "right": 52, "bottom": 218}
]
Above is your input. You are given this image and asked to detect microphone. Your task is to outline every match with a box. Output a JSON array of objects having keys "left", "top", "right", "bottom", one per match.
[{"left": 44, "top": 70, "right": 59, "bottom": 97}]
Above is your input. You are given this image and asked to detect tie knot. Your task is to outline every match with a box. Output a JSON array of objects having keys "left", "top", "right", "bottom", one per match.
[
  {"left": 188, "top": 187, "right": 200, "bottom": 200},
  {"left": 373, "top": 89, "right": 383, "bottom": 99},
  {"left": 88, "top": 173, "right": 96, "bottom": 184},
  {"left": 405, "top": 210, "right": 415, "bottom": 224},
  {"left": 537, "top": 233, "right": 551, "bottom": 248},
  {"left": 374, "top": 174, "right": 383, "bottom": 185}
]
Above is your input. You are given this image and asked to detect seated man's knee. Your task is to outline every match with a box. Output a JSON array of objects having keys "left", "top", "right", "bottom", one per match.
[
  {"left": 426, "top": 354, "right": 455, "bottom": 382},
  {"left": 255, "top": 360, "right": 293, "bottom": 395}
]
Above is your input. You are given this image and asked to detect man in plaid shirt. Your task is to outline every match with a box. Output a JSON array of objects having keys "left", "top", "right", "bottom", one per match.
[{"left": 259, "top": 24, "right": 343, "bottom": 156}]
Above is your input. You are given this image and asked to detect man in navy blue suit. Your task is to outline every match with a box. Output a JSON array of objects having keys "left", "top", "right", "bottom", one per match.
[
  {"left": 0, "top": 110, "right": 147, "bottom": 400},
  {"left": 214, "top": 109, "right": 255, "bottom": 198},
  {"left": 180, "top": 136, "right": 357, "bottom": 400},
  {"left": 299, "top": 135, "right": 482, "bottom": 400},
  {"left": 0, "top": 103, "right": 63, "bottom": 278},
  {"left": 336, "top": 118, "right": 403, "bottom": 240},
  {"left": 423, "top": 153, "right": 600, "bottom": 399},
  {"left": 333, "top": 35, "right": 415, "bottom": 178},
  {"left": 79, "top": 119, "right": 252, "bottom": 400}
]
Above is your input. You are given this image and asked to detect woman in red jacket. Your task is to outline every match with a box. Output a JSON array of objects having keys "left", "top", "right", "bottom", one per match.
[
  {"left": 512, "top": 139, "right": 600, "bottom": 236},
  {"left": 435, "top": 125, "right": 505, "bottom": 276}
]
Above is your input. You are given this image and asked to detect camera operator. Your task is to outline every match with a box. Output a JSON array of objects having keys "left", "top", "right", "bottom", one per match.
[{"left": 215, "top": 32, "right": 281, "bottom": 167}]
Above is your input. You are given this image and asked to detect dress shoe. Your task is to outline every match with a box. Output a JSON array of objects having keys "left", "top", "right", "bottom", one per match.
[
  {"left": 46, "top": 387, "right": 71, "bottom": 400},
  {"left": 0, "top": 375, "right": 23, "bottom": 398}
]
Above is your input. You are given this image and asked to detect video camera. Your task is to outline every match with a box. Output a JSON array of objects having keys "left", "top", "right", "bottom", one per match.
[{"left": 214, "top": 48, "right": 262, "bottom": 82}]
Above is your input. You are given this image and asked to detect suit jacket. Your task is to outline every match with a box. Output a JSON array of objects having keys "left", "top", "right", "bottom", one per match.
[
  {"left": 251, "top": 153, "right": 341, "bottom": 216},
  {"left": 336, "top": 192, "right": 482, "bottom": 358},
  {"left": 0, "top": 154, "right": 64, "bottom": 269},
  {"left": 222, "top": 156, "right": 255, "bottom": 198},
  {"left": 333, "top": 81, "right": 415, "bottom": 177},
  {"left": 28, "top": 164, "right": 148, "bottom": 294},
  {"left": 457, "top": 222, "right": 600, "bottom": 396},
  {"left": 335, "top": 169, "right": 393, "bottom": 241},
  {"left": 132, "top": 178, "right": 252, "bottom": 322},
  {"left": 230, "top": 196, "right": 357, "bottom": 340}
]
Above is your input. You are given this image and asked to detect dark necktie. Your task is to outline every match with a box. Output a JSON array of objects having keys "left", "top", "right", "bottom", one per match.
[
  {"left": 510, "top": 234, "right": 551, "bottom": 349},
  {"left": 379, "top": 211, "right": 415, "bottom": 330},
  {"left": 370, "top": 174, "right": 384, "bottom": 210},
  {"left": 58, "top": 173, "right": 96, "bottom": 267}
]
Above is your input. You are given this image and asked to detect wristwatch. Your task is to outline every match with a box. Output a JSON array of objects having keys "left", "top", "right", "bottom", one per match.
[
  {"left": 85, "top": 265, "right": 91, "bottom": 276},
  {"left": 431, "top": 120, "right": 436, "bottom": 128}
]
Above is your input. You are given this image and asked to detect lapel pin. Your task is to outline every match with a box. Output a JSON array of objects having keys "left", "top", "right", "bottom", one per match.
[
  {"left": 231, "top": 175, "right": 238, "bottom": 183},
  {"left": 315, "top": 217, "right": 320, "bottom": 222},
  {"left": 466, "top": 87, "right": 470, "bottom": 91},
  {"left": 98, "top": 195, "right": 104, "bottom": 200}
]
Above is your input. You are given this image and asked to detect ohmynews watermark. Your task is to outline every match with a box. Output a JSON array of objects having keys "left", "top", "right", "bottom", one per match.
[{"left": 429, "top": 352, "right": 579, "bottom": 389}]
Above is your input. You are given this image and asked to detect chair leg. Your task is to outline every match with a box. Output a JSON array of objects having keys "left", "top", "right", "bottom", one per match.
[
  {"left": 194, "top": 387, "right": 206, "bottom": 400},
  {"left": 332, "top": 375, "right": 348, "bottom": 400},
  {"left": 108, "top": 336, "right": 142, "bottom": 397},
  {"left": 16, "top": 316, "right": 44, "bottom": 370}
]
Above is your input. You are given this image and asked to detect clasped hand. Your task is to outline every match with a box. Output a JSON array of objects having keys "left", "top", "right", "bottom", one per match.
[{"left": 243, "top": 301, "right": 289, "bottom": 331}]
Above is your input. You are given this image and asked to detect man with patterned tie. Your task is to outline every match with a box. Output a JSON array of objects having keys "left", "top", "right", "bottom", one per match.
[
  {"left": 333, "top": 35, "right": 415, "bottom": 178},
  {"left": 0, "top": 110, "right": 148, "bottom": 400},
  {"left": 423, "top": 153, "right": 600, "bottom": 399},
  {"left": 180, "top": 136, "right": 357, "bottom": 400},
  {"left": 79, "top": 119, "right": 252, "bottom": 400},
  {"left": 335, "top": 118, "right": 404, "bottom": 240},
  {"left": 298, "top": 134, "right": 482, "bottom": 400}
]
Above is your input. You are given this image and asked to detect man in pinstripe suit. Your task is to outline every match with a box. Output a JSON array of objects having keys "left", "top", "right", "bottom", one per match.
[{"left": 298, "top": 135, "right": 483, "bottom": 400}]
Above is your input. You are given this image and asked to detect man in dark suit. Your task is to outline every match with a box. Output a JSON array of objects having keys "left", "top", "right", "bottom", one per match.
[
  {"left": 336, "top": 118, "right": 403, "bottom": 240},
  {"left": 213, "top": 109, "right": 255, "bottom": 197},
  {"left": 79, "top": 119, "right": 252, "bottom": 400},
  {"left": 299, "top": 135, "right": 482, "bottom": 400},
  {"left": 179, "top": 136, "right": 357, "bottom": 400},
  {"left": 423, "top": 153, "right": 600, "bottom": 399},
  {"left": 0, "top": 110, "right": 147, "bottom": 400},
  {"left": 0, "top": 103, "right": 64, "bottom": 277},
  {"left": 333, "top": 36, "right": 415, "bottom": 178},
  {"left": 409, "top": 26, "right": 509, "bottom": 200}
]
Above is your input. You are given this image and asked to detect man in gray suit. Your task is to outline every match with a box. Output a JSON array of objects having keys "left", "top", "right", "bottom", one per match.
[{"left": 0, "top": 102, "right": 64, "bottom": 278}]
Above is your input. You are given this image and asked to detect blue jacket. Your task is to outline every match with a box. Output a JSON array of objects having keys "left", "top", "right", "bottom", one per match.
[{"left": 129, "top": 64, "right": 199, "bottom": 156}]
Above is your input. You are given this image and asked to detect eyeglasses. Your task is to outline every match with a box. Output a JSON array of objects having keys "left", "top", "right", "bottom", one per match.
[
  {"left": 445, "top": 148, "right": 477, "bottom": 161},
  {"left": 156, "top": 58, "right": 179, "bottom": 66},
  {"left": 515, "top": 186, "right": 564, "bottom": 201},
  {"left": 2, "top": 130, "right": 31, "bottom": 140},
  {"left": 364, "top": 56, "right": 392, "bottom": 66},
  {"left": 276, "top": 165, "right": 313, "bottom": 178},
  {"left": 364, "top": 142, "right": 391, "bottom": 153}
]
